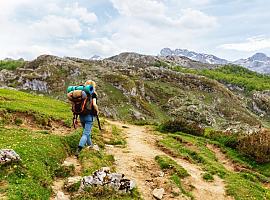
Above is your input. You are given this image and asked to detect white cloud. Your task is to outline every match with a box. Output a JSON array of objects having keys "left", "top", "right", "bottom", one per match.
[
  {"left": 111, "top": 0, "right": 165, "bottom": 17},
  {"left": 30, "top": 15, "right": 82, "bottom": 38},
  {"left": 177, "top": 8, "right": 217, "bottom": 29},
  {"left": 64, "top": 2, "right": 98, "bottom": 24},
  {"left": 105, "top": 0, "right": 217, "bottom": 55},
  {"left": 219, "top": 36, "right": 270, "bottom": 51},
  {"left": 73, "top": 38, "right": 120, "bottom": 57},
  {"left": 0, "top": 0, "right": 218, "bottom": 59},
  {"left": 110, "top": 0, "right": 217, "bottom": 29}
]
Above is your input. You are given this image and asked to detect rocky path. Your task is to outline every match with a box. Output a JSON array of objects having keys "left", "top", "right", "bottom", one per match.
[
  {"left": 50, "top": 156, "right": 82, "bottom": 200},
  {"left": 105, "top": 120, "right": 232, "bottom": 200}
]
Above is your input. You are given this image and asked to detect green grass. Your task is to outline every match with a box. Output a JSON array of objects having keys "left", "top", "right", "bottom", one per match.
[
  {"left": 157, "top": 131, "right": 270, "bottom": 200},
  {"left": 155, "top": 155, "right": 192, "bottom": 199},
  {"left": 0, "top": 127, "right": 70, "bottom": 200},
  {"left": 155, "top": 155, "right": 189, "bottom": 178},
  {"left": 173, "top": 65, "right": 270, "bottom": 92},
  {"left": 202, "top": 172, "right": 214, "bottom": 182},
  {"left": 0, "top": 89, "right": 142, "bottom": 199},
  {"left": 0, "top": 60, "right": 25, "bottom": 71},
  {"left": 0, "top": 89, "right": 71, "bottom": 122}
]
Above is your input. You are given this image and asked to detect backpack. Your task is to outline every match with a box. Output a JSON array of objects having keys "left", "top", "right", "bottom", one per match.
[{"left": 67, "top": 90, "right": 94, "bottom": 128}]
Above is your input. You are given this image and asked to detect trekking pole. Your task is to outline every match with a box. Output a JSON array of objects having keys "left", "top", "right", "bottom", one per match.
[{"left": 96, "top": 114, "right": 102, "bottom": 130}]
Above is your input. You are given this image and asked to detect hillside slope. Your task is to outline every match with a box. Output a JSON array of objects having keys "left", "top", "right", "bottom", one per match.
[
  {"left": 0, "top": 53, "right": 268, "bottom": 132},
  {"left": 1, "top": 89, "right": 270, "bottom": 200}
]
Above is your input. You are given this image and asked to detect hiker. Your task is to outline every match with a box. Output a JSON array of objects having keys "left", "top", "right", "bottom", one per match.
[{"left": 73, "top": 80, "right": 99, "bottom": 156}]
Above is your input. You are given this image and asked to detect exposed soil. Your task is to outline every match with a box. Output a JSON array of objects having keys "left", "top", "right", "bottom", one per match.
[
  {"left": 105, "top": 120, "right": 233, "bottom": 200},
  {"left": 1, "top": 112, "right": 72, "bottom": 135},
  {"left": 206, "top": 144, "right": 236, "bottom": 172}
]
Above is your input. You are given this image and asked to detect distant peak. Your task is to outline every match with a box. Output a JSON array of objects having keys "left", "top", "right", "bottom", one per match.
[{"left": 250, "top": 53, "right": 268, "bottom": 61}]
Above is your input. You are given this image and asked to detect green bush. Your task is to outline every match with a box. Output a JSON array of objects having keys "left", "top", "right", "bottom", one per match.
[
  {"left": 203, "top": 128, "right": 239, "bottom": 148},
  {"left": 159, "top": 118, "right": 204, "bottom": 136},
  {"left": 0, "top": 60, "right": 25, "bottom": 71},
  {"left": 202, "top": 172, "right": 214, "bottom": 181}
]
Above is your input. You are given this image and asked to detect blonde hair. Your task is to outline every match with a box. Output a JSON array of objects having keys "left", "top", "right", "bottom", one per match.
[
  {"left": 85, "top": 80, "right": 97, "bottom": 94},
  {"left": 85, "top": 80, "right": 96, "bottom": 89}
]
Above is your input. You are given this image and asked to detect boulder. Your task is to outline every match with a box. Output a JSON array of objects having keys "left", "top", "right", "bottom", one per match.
[
  {"left": 81, "top": 167, "right": 136, "bottom": 192},
  {"left": 153, "top": 188, "right": 165, "bottom": 200},
  {"left": 0, "top": 149, "right": 21, "bottom": 165}
]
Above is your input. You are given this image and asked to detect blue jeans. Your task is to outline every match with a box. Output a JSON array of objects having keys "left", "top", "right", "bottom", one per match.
[{"left": 79, "top": 114, "right": 94, "bottom": 148}]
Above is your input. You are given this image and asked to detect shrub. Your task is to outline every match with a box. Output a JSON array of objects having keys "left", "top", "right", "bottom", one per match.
[
  {"left": 203, "top": 128, "right": 239, "bottom": 148},
  {"left": 0, "top": 60, "right": 25, "bottom": 71},
  {"left": 159, "top": 118, "right": 204, "bottom": 136},
  {"left": 237, "top": 130, "right": 270, "bottom": 163}
]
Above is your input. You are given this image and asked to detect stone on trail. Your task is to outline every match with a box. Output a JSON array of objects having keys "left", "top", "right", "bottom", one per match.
[
  {"left": 55, "top": 191, "right": 69, "bottom": 200},
  {"left": 152, "top": 188, "right": 165, "bottom": 200},
  {"left": 92, "top": 144, "right": 100, "bottom": 151},
  {"left": 81, "top": 167, "right": 136, "bottom": 192},
  {"left": 0, "top": 149, "right": 21, "bottom": 165}
]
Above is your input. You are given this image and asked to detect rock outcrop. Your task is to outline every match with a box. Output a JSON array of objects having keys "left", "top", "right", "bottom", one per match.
[{"left": 0, "top": 149, "right": 21, "bottom": 165}]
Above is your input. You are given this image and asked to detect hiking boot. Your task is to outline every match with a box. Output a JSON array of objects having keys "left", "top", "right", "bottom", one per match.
[{"left": 75, "top": 146, "right": 82, "bottom": 158}]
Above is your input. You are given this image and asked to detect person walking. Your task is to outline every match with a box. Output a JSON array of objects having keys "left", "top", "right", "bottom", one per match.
[{"left": 75, "top": 80, "right": 99, "bottom": 157}]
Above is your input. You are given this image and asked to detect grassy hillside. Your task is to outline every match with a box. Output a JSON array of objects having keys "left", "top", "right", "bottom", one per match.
[
  {"left": 173, "top": 65, "right": 270, "bottom": 92},
  {"left": 0, "top": 89, "right": 139, "bottom": 199}
]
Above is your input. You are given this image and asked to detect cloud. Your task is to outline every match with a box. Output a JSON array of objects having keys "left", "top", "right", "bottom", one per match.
[
  {"left": 105, "top": 0, "right": 217, "bottom": 55},
  {"left": 178, "top": 8, "right": 217, "bottom": 29},
  {"left": 30, "top": 15, "right": 82, "bottom": 38},
  {"left": 73, "top": 38, "right": 120, "bottom": 57},
  {"left": 110, "top": 0, "right": 217, "bottom": 29},
  {"left": 219, "top": 36, "right": 270, "bottom": 51},
  {"left": 64, "top": 2, "right": 98, "bottom": 24},
  {"left": 0, "top": 0, "right": 218, "bottom": 59},
  {"left": 111, "top": 0, "right": 165, "bottom": 17}
]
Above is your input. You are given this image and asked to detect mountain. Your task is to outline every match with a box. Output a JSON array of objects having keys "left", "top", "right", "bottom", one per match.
[
  {"left": 90, "top": 55, "right": 102, "bottom": 60},
  {"left": 160, "top": 48, "right": 228, "bottom": 65},
  {"left": 233, "top": 53, "right": 270, "bottom": 74},
  {"left": 0, "top": 52, "right": 269, "bottom": 133},
  {"left": 160, "top": 48, "right": 270, "bottom": 74}
]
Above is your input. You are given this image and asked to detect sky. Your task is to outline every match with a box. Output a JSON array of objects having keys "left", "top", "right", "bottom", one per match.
[{"left": 0, "top": 0, "right": 270, "bottom": 61}]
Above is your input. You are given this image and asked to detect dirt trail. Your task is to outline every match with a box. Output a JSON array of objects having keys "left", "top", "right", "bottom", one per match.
[
  {"left": 106, "top": 120, "right": 232, "bottom": 200},
  {"left": 206, "top": 144, "right": 236, "bottom": 172},
  {"left": 50, "top": 156, "right": 82, "bottom": 200}
]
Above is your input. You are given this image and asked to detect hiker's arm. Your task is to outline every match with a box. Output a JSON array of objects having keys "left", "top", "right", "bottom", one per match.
[{"left": 92, "top": 98, "right": 99, "bottom": 114}]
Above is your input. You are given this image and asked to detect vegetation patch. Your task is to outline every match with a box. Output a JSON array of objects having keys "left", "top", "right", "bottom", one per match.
[
  {"left": 155, "top": 155, "right": 189, "bottom": 178},
  {"left": 73, "top": 185, "right": 142, "bottom": 200},
  {"left": 173, "top": 65, "right": 270, "bottom": 92},
  {"left": 157, "top": 131, "right": 270, "bottom": 199},
  {"left": 202, "top": 172, "right": 214, "bottom": 182},
  {"left": 155, "top": 155, "right": 192, "bottom": 199},
  {"left": 0, "top": 60, "right": 25, "bottom": 71},
  {"left": 0, "top": 127, "right": 69, "bottom": 199},
  {"left": 0, "top": 89, "right": 71, "bottom": 122}
]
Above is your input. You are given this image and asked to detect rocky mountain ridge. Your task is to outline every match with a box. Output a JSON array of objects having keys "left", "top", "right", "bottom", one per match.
[{"left": 160, "top": 48, "right": 270, "bottom": 74}]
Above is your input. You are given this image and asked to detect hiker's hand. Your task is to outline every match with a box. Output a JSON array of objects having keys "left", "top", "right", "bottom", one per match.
[{"left": 75, "top": 120, "right": 79, "bottom": 125}]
